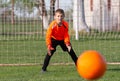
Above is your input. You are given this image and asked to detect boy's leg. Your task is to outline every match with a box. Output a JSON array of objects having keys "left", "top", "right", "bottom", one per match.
[
  {"left": 42, "top": 50, "right": 55, "bottom": 71},
  {"left": 67, "top": 48, "right": 78, "bottom": 65},
  {"left": 42, "top": 38, "right": 58, "bottom": 71},
  {"left": 59, "top": 41, "right": 78, "bottom": 65},
  {"left": 42, "top": 54, "right": 51, "bottom": 71}
]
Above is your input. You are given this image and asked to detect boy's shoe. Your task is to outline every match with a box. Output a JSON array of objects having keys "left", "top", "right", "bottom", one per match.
[{"left": 41, "top": 69, "right": 47, "bottom": 73}]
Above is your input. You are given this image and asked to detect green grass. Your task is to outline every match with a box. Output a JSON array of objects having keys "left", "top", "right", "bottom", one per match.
[
  {"left": 0, "top": 39, "right": 120, "bottom": 81},
  {"left": 0, "top": 65, "right": 120, "bottom": 81},
  {"left": 0, "top": 23, "right": 120, "bottom": 81},
  {"left": 0, "top": 39, "right": 120, "bottom": 64}
]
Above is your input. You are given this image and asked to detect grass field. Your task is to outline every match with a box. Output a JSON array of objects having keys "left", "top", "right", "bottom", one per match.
[
  {"left": 0, "top": 38, "right": 120, "bottom": 64},
  {"left": 0, "top": 39, "right": 120, "bottom": 81},
  {"left": 0, "top": 65, "right": 120, "bottom": 81},
  {"left": 0, "top": 23, "right": 120, "bottom": 81}
]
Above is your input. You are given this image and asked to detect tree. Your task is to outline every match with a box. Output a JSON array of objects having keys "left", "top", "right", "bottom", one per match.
[
  {"left": 11, "top": 0, "right": 14, "bottom": 24},
  {"left": 49, "top": 0, "right": 56, "bottom": 23},
  {"left": 118, "top": 0, "right": 120, "bottom": 30},
  {"left": 35, "top": 0, "right": 56, "bottom": 29},
  {"left": 37, "top": 0, "right": 48, "bottom": 29},
  {"left": 0, "top": 0, "right": 56, "bottom": 29}
]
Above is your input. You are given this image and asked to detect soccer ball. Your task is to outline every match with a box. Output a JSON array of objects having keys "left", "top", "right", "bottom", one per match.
[{"left": 76, "top": 50, "right": 107, "bottom": 80}]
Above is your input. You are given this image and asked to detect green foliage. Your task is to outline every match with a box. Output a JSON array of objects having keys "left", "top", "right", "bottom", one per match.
[{"left": 21, "top": 0, "right": 37, "bottom": 10}]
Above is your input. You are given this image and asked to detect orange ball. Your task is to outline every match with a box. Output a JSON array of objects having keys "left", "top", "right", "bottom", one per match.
[{"left": 76, "top": 50, "right": 107, "bottom": 80}]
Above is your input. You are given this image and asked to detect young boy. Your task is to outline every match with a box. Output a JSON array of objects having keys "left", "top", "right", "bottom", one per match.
[{"left": 42, "top": 9, "right": 78, "bottom": 72}]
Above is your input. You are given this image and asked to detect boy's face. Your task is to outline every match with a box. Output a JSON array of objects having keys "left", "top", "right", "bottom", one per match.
[{"left": 54, "top": 12, "right": 64, "bottom": 24}]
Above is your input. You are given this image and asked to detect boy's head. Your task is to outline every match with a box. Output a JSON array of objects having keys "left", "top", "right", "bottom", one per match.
[{"left": 54, "top": 9, "right": 65, "bottom": 24}]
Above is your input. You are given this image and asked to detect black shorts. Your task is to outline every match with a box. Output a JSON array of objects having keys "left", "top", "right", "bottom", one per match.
[{"left": 51, "top": 38, "right": 68, "bottom": 51}]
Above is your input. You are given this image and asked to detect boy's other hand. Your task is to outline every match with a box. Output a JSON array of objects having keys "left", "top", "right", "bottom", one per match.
[
  {"left": 66, "top": 43, "right": 71, "bottom": 52},
  {"left": 47, "top": 45, "right": 54, "bottom": 56}
]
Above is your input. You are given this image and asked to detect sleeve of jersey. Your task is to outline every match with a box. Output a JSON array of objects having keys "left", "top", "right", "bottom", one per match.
[
  {"left": 64, "top": 23, "right": 70, "bottom": 44},
  {"left": 46, "top": 23, "right": 53, "bottom": 46}
]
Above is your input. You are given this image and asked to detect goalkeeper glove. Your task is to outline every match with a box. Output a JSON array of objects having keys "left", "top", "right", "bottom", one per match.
[
  {"left": 47, "top": 45, "right": 54, "bottom": 56},
  {"left": 66, "top": 42, "right": 71, "bottom": 52}
]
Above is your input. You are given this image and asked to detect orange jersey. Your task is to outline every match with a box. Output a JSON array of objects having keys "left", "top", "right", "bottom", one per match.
[{"left": 46, "top": 20, "right": 70, "bottom": 46}]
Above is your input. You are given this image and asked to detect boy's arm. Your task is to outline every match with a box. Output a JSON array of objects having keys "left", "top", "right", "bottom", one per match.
[
  {"left": 63, "top": 22, "right": 71, "bottom": 52},
  {"left": 64, "top": 30, "right": 70, "bottom": 45},
  {"left": 64, "top": 30, "right": 71, "bottom": 52},
  {"left": 46, "top": 22, "right": 54, "bottom": 56},
  {"left": 63, "top": 21, "right": 70, "bottom": 45},
  {"left": 46, "top": 28, "right": 52, "bottom": 46},
  {"left": 46, "top": 22, "right": 53, "bottom": 46}
]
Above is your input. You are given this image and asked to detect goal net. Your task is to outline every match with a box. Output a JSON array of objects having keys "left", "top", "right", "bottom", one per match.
[{"left": 0, "top": 0, "right": 120, "bottom": 66}]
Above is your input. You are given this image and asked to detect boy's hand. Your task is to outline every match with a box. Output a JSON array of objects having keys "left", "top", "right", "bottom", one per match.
[
  {"left": 47, "top": 45, "right": 54, "bottom": 56},
  {"left": 66, "top": 43, "right": 71, "bottom": 52}
]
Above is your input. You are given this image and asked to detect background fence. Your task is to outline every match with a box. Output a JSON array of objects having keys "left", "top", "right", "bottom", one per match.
[{"left": 0, "top": 0, "right": 120, "bottom": 66}]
